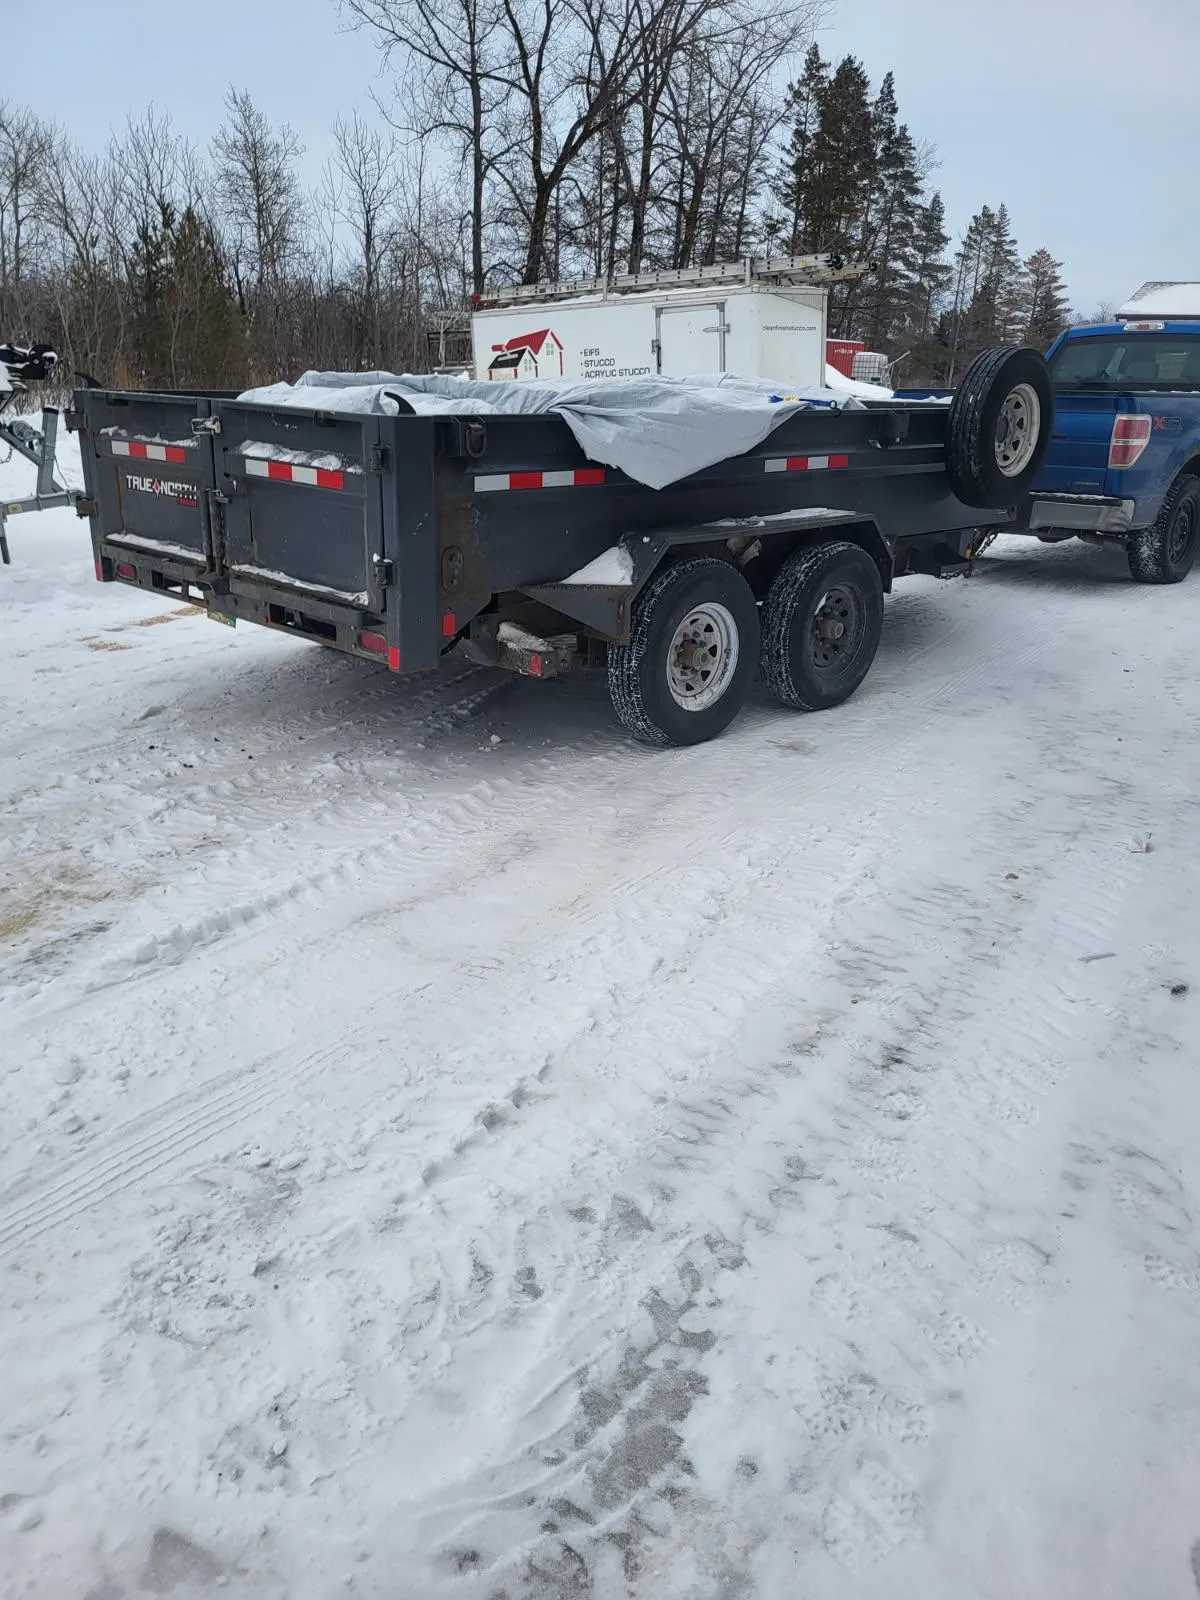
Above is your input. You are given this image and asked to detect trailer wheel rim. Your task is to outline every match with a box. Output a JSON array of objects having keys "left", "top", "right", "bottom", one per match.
[
  {"left": 666, "top": 602, "right": 740, "bottom": 711},
  {"left": 810, "top": 585, "right": 863, "bottom": 671},
  {"left": 1168, "top": 497, "right": 1197, "bottom": 566},
  {"left": 994, "top": 382, "right": 1041, "bottom": 477}
]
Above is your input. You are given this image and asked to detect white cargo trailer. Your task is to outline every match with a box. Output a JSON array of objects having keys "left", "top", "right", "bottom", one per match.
[{"left": 471, "top": 253, "right": 866, "bottom": 392}]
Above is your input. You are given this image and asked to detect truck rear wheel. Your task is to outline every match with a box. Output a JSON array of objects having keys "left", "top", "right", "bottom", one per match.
[
  {"left": 608, "top": 557, "right": 759, "bottom": 746},
  {"left": 761, "top": 540, "right": 884, "bottom": 712},
  {"left": 1127, "top": 477, "right": 1200, "bottom": 584},
  {"left": 947, "top": 346, "right": 1054, "bottom": 508}
]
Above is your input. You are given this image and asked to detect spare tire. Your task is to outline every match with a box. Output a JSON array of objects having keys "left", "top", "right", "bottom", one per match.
[{"left": 946, "top": 346, "right": 1054, "bottom": 509}]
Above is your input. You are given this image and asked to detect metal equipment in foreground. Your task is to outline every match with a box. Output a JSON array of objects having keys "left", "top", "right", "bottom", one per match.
[{"left": 1, "top": 343, "right": 78, "bottom": 565}]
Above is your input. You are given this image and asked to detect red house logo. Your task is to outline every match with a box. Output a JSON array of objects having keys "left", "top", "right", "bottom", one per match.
[{"left": 487, "top": 328, "right": 564, "bottom": 381}]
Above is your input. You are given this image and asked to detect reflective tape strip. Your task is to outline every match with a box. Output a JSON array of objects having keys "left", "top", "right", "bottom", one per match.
[
  {"left": 474, "top": 467, "right": 606, "bottom": 492},
  {"left": 111, "top": 440, "right": 189, "bottom": 464},
  {"left": 764, "top": 453, "right": 850, "bottom": 473},
  {"left": 244, "top": 457, "right": 345, "bottom": 490}
]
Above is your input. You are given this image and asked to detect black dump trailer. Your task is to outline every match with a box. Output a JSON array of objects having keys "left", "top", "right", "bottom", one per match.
[{"left": 70, "top": 347, "right": 1052, "bottom": 747}]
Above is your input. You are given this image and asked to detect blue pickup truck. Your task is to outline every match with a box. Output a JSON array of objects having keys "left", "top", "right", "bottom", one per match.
[{"left": 1021, "top": 313, "right": 1200, "bottom": 582}]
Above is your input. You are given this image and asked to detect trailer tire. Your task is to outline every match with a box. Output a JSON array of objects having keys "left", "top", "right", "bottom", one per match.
[
  {"left": 761, "top": 541, "right": 884, "bottom": 712},
  {"left": 607, "top": 558, "right": 759, "bottom": 746},
  {"left": 947, "top": 346, "right": 1053, "bottom": 508},
  {"left": 1127, "top": 476, "right": 1200, "bottom": 584}
]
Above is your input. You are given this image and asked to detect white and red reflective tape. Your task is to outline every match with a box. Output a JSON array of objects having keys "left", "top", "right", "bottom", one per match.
[
  {"left": 764, "top": 453, "right": 850, "bottom": 474},
  {"left": 475, "top": 467, "right": 606, "bottom": 493},
  {"left": 111, "top": 440, "right": 190, "bottom": 464},
  {"left": 244, "top": 457, "right": 345, "bottom": 490}
]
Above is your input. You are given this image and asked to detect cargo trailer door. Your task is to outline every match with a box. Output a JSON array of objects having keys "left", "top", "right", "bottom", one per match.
[{"left": 656, "top": 303, "right": 726, "bottom": 375}]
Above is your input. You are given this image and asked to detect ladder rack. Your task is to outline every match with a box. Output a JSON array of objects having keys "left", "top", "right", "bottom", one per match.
[{"left": 477, "top": 253, "right": 871, "bottom": 308}]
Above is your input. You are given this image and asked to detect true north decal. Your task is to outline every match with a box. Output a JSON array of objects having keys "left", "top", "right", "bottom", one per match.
[{"left": 125, "top": 473, "right": 198, "bottom": 507}]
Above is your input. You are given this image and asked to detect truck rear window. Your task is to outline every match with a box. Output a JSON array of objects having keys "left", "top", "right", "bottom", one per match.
[{"left": 1050, "top": 334, "right": 1200, "bottom": 390}]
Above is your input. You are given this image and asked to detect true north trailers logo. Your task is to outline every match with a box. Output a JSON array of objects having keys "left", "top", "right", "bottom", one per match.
[{"left": 124, "top": 473, "right": 198, "bottom": 507}]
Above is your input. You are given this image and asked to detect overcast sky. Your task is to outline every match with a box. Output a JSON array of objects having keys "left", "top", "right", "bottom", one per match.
[{"left": 11, "top": 0, "right": 1200, "bottom": 321}]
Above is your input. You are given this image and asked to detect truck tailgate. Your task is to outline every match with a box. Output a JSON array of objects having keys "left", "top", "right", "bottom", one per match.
[{"left": 1037, "top": 392, "right": 1118, "bottom": 494}]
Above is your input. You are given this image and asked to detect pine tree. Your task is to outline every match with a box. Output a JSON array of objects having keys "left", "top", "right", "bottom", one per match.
[
  {"left": 945, "top": 204, "right": 1025, "bottom": 379},
  {"left": 129, "top": 201, "right": 241, "bottom": 388},
  {"left": 843, "top": 72, "right": 923, "bottom": 348},
  {"left": 162, "top": 206, "right": 242, "bottom": 388},
  {"left": 907, "top": 194, "right": 952, "bottom": 341},
  {"left": 770, "top": 45, "right": 830, "bottom": 254},
  {"left": 807, "top": 56, "right": 874, "bottom": 261},
  {"left": 772, "top": 60, "right": 946, "bottom": 354},
  {"left": 987, "top": 203, "right": 1024, "bottom": 342},
  {"left": 1021, "top": 247, "right": 1071, "bottom": 350},
  {"left": 898, "top": 192, "right": 952, "bottom": 381}
]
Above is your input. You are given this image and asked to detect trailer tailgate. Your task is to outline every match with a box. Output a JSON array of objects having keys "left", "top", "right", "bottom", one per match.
[
  {"left": 83, "top": 392, "right": 216, "bottom": 567},
  {"left": 211, "top": 401, "right": 387, "bottom": 611}
]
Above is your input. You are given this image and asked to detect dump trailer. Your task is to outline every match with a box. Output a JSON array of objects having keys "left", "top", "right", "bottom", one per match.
[{"left": 70, "top": 346, "right": 1053, "bottom": 747}]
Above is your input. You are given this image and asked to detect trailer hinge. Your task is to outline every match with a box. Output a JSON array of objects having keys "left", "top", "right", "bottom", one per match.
[
  {"left": 879, "top": 411, "right": 910, "bottom": 448},
  {"left": 64, "top": 409, "right": 87, "bottom": 434},
  {"left": 366, "top": 445, "right": 388, "bottom": 474},
  {"left": 372, "top": 555, "right": 394, "bottom": 587},
  {"left": 75, "top": 496, "right": 97, "bottom": 518},
  {"left": 192, "top": 416, "right": 222, "bottom": 436}
]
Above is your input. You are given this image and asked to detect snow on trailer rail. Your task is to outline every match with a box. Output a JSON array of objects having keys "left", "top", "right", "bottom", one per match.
[{"left": 70, "top": 346, "right": 1054, "bottom": 747}]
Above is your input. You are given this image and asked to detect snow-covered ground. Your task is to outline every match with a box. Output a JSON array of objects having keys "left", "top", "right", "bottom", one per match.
[{"left": 3, "top": 435, "right": 1200, "bottom": 1600}]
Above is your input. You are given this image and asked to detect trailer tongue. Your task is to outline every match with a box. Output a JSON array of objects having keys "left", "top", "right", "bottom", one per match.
[{"left": 72, "top": 346, "right": 1054, "bottom": 747}]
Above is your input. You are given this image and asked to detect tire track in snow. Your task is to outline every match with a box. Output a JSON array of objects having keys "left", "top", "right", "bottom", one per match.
[
  {"left": 0, "top": 611, "right": 1059, "bottom": 1255},
  {"left": 2, "top": 584, "right": 1056, "bottom": 1031},
  {"left": 0, "top": 659, "right": 502, "bottom": 858},
  {"left": 376, "top": 751, "right": 1151, "bottom": 1590}
]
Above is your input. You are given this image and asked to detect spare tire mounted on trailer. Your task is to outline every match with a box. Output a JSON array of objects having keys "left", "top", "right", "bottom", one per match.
[{"left": 946, "top": 345, "right": 1054, "bottom": 508}]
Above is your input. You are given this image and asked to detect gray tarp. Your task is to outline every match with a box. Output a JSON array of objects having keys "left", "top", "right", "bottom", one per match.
[{"left": 236, "top": 371, "right": 865, "bottom": 491}]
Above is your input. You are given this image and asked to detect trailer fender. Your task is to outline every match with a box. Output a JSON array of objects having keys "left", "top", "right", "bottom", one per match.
[{"left": 520, "top": 512, "right": 893, "bottom": 644}]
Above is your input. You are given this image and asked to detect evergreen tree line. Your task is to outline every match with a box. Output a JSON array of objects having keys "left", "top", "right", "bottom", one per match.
[
  {"left": 770, "top": 44, "right": 1071, "bottom": 382},
  {"left": 0, "top": 5, "right": 1072, "bottom": 393}
]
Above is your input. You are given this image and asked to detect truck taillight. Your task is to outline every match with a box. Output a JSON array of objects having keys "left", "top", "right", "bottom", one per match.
[{"left": 1109, "top": 414, "right": 1152, "bottom": 470}]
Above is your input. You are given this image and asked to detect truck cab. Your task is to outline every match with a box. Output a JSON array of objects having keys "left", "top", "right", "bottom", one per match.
[{"left": 1024, "top": 292, "right": 1200, "bottom": 583}]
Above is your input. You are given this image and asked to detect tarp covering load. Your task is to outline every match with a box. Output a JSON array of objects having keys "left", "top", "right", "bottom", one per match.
[{"left": 237, "top": 371, "right": 868, "bottom": 491}]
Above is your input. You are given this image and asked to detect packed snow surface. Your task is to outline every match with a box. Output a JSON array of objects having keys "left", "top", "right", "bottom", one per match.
[{"left": 4, "top": 437, "right": 1200, "bottom": 1600}]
